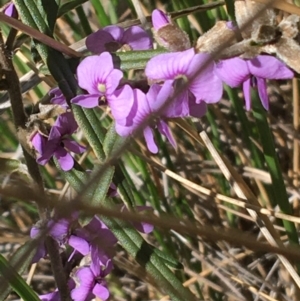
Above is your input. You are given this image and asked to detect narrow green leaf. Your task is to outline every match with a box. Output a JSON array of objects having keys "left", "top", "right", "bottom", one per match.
[
  {"left": 58, "top": 0, "right": 89, "bottom": 17},
  {"left": 252, "top": 89, "right": 299, "bottom": 245},
  {"left": 0, "top": 242, "right": 40, "bottom": 301},
  {"left": 0, "top": 157, "right": 32, "bottom": 184},
  {"left": 90, "top": 0, "right": 110, "bottom": 26}
]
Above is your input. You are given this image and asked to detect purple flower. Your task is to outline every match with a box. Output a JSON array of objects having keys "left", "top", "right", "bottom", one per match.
[
  {"left": 49, "top": 87, "right": 69, "bottom": 108},
  {"left": 86, "top": 25, "right": 152, "bottom": 54},
  {"left": 110, "top": 80, "right": 206, "bottom": 153},
  {"left": 68, "top": 216, "right": 117, "bottom": 261},
  {"left": 71, "top": 52, "right": 124, "bottom": 108},
  {"left": 151, "top": 9, "right": 191, "bottom": 51},
  {"left": 215, "top": 55, "right": 294, "bottom": 110},
  {"left": 71, "top": 249, "right": 112, "bottom": 301},
  {"left": 145, "top": 48, "right": 223, "bottom": 104},
  {"left": 121, "top": 206, "right": 154, "bottom": 234},
  {"left": 30, "top": 215, "right": 76, "bottom": 263},
  {"left": 4, "top": 3, "right": 18, "bottom": 18},
  {"left": 31, "top": 112, "right": 86, "bottom": 171}
]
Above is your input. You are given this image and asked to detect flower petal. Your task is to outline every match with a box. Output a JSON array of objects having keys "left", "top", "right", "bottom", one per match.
[
  {"left": 148, "top": 81, "right": 174, "bottom": 113},
  {"left": 54, "top": 112, "right": 78, "bottom": 136},
  {"left": 49, "top": 87, "right": 68, "bottom": 108},
  {"left": 243, "top": 78, "right": 252, "bottom": 110},
  {"left": 76, "top": 53, "right": 115, "bottom": 94},
  {"left": 71, "top": 94, "right": 100, "bottom": 108},
  {"left": 63, "top": 139, "right": 86, "bottom": 154},
  {"left": 157, "top": 120, "right": 176, "bottom": 149},
  {"left": 103, "top": 25, "right": 124, "bottom": 42},
  {"left": 108, "top": 85, "right": 135, "bottom": 125},
  {"left": 145, "top": 48, "right": 195, "bottom": 81},
  {"left": 122, "top": 26, "right": 152, "bottom": 50},
  {"left": 216, "top": 57, "right": 250, "bottom": 87},
  {"left": 143, "top": 127, "right": 158, "bottom": 153},
  {"left": 86, "top": 30, "right": 115, "bottom": 54},
  {"left": 104, "top": 69, "right": 123, "bottom": 96},
  {"left": 152, "top": 9, "right": 170, "bottom": 30},
  {"left": 48, "top": 219, "right": 69, "bottom": 241},
  {"left": 248, "top": 55, "right": 294, "bottom": 80},
  {"left": 31, "top": 132, "right": 46, "bottom": 155},
  {"left": 187, "top": 53, "right": 223, "bottom": 103},
  {"left": 55, "top": 148, "right": 74, "bottom": 171},
  {"left": 68, "top": 235, "right": 90, "bottom": 255},
  {"left": 71, "top": 268, "right": 94, "bottom": 301},
  {"left": 92, "top": 282, "right": 110, "bottom": 301},
  {"left": 257, "top": 77, "right": 269, "bottom": 110},
  {"left": 188, "top": 97, "right": 207, "bottom": 118}
]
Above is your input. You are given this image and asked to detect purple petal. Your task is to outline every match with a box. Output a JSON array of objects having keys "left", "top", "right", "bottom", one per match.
[
  {"left": 248, "top": 55, "right": 294, "bottom": 79},
  {"left": 54, "top": 148, "right": 74, "bottom": 171},
  {"left": 157, "top": 120, "right": 176, "bottom": 149},
  {"left": 103, "top": 25, "right": 124, "bottom": 42},
  {"left": 114, "top": 88, "right": 149, "bottom": 136},
  {"left": 68, "top": 235, "right": 90, "bottom": 255},
  {"left": 152, "top": 9, "right": 170, "bottom": 30},
  {"left": 31, "top": 132, "right": 46, "bottom": 155},
  {"left": 92, "top": 283, "right": 110, "bottom": 301},
  {"left": 145, "top": 48, "right": 195, "bottom": 81},
  {"left": 4, "top": 4, "right": 18, "bottom": 18},
  {"left": 63, "top": 139, "right": 86, "bottom": 154},
  {"left": 108, "top": 85, "right": 135, "bottom": 125},
  {"left": 71, "top": 268, "right": 94, "bottom": 301},
  {"left": 86, "top": 30, "right": 116, "bottom": 54},
  {"left": 188, "top": 97, "right": 207, "bottom": 118},
  {"left": 122, "top": 26, "right": 152, "bottom": 50},
  {"left": 36, "top": 136, "right": 59, "bottom": 166},
  {"left": 187, "top": 53, "right": 223, "bottom": 103},
  {"left": 122, "top": 206, "right": 154, "bottom": 234},
  {"left": 147, "top": 81, "right": 174, "bottom": 113},
  {"left": 76, "top": 53, "right": 115, "bottom": 95},
  {"left": 143, "top": 127, "right": 158, "bottom": 153},
  {"left": 54, "top": 112, "right": 78, "bottom": 136},
  {"left": 39, "top": 291, "right": 60, "bottom": 301},
  {"left": 257, "top": 77, "right": 269, "bottom": 110},
  {"left": 135, "top": 222, "right": 154, "bottom": 234},
  {"left": 48, "top": 126, "right": 62, "bottom": 142},
  {"left": 85, "top": 217, "right": 117, "bottom": 246},
  {"left": 49, "top": 87, "right": 68, "bottom": 108},
  {"left": 104, "top": 69, "right": 123, "bottom": 96},
  {"left": 48, "top": 219, "right": 69, "bottom": 241},
  {"left": 71, "top": 94, "right": 100, "bottom": 108},
  {"left": 30, "top": 226, "right": 47, "bottom": 263},
  {"left": 216, "top": 57, "right": 250, "bottom": 87},
  {"left": 226, "top": 21, "right": 237, "bottom": 30},
  {"left": 243, "top": 78, "right": 252, "bottom": 110},
  {"left": 90, "top": 247, "right": 113, "bottom": 276}
]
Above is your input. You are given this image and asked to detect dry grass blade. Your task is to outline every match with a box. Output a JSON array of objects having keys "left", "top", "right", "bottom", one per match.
[
  {"left": 253, "top": 0, "right": 300, "bottom": 15},
  {"left": 199, "top": 130, "right": 300, "bottom": 288}
]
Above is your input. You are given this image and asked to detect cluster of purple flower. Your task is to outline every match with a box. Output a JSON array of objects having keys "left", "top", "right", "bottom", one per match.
[
  {"left": 26, "top": 7, "right": 295, "bottom": 301},
  {"left": 31, "top": 9, "right": 294, "bottom": 170},
  {"left": 32, "top": 208, "right": 153, "bottom": 301}
]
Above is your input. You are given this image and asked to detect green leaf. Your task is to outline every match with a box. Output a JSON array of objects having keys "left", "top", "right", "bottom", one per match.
[
  {"left": 0, "top": 241, "right": 40, "bottom": 301},
  {"left": 0, "top": 158, "right": 31, "bottom": 183},
  {"left": 36, "top": 0, "right": 59, "bottom": 33},
  {"left": 58, "top": 0, "right": 89, "bottom": 17},
  {"left": 252, "top": 89, "right": 298, "bottom": 245}
]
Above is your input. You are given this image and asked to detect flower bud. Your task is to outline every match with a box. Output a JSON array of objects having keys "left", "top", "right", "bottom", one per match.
[
  {"left": 151, "top": 9, "right": 190, "bottom": 52},
  {"left": 234, "top": 0, "right": 276, "bottom": 39}
]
